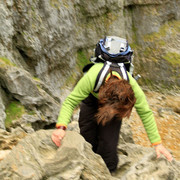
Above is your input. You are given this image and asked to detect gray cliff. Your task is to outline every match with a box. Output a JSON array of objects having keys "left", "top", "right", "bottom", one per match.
[{"left": 0, "top": 0, "right": 180, "bottom": 179}]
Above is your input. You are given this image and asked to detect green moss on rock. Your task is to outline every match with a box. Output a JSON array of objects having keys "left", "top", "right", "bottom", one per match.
[
  {"left": 131, "top": 20, "right": 180, "bottom": 92},
  {"left": 163, "top": 52, "right": 180, "bottom": 66},
  {"left": 0, "top": 57, "right": 16, "bottom": 67},
  {"left": 50, "top": 0, "right": 61, "bottom": 9},
  {"left": 5, "top": 101, "right": 25, "bottom": 128},
  {"left": 33, "top": 77, "right": 41, "bottom": 82},
  {"left": 76, "top": 49, "right": 89, "bottom": 71},
  {"left": 64, "top": 71, "right": 78, "bottom": 87},
  {"left": 143, "top": 20, "right": 180, "bottom": 43},
  {"left": 62, "top": 49, "right": 90, "bottom": 88},
  {"left": 140, "top": 20, "right": 180, "bottom": 65}
]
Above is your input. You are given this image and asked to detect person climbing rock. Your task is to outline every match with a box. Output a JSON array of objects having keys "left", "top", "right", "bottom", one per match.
[{"left": 51, "top": 36, "right": 173, "bottom": 172}]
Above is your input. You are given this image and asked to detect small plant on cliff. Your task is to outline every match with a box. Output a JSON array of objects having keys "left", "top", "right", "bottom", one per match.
[
  {"left": 76, "top": 50, "right": 89, "bottom": 71},
  {"left": 0, "top": 57, "right": 16, "bottom": 67},
  {"left": 5, "top": 101, "right": 25, "bottom": 128}
]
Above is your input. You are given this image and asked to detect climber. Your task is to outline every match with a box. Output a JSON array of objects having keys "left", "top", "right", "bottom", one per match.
[{"left": 51, "top": 36, "right": 173, "bottom": 172}]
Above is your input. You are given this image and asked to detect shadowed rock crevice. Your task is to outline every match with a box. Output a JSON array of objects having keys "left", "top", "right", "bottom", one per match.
[{"left": 16, "top": 46, "right": 36, "bottom": 74}]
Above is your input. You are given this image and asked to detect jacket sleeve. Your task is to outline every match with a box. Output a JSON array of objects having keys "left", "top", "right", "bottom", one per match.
[
  {"left": 56, "top": 65, "right": 98, "bottom": 127},
  {"left": 128, "top": 73, "right": 161, "bottom": 145}
]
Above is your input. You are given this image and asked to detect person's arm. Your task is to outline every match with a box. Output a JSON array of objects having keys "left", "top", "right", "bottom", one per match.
[
  {"left": 52, "top": 64, "right": 102, "bottom": 147},
  {"left": 56, "top": 66, "right": 99, "bottom": 127},
  {"left": 128, "top": 73, "right": 172, "bottom": 161},
  {"left": 129, "top": 74, "right": 161, "bottom": 144}
]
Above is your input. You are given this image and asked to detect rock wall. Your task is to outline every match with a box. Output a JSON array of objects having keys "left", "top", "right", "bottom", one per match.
[
  {"left": 0, "top": 0, "right": 180, "bottom": 141},
  {"left": 0, "top": 0, "right": 179, "bottom": 95},
  {"left": 0, "top": 1, "right": 179, "bottom": 178},
  {"left": 0, "top": 59, "right": 60, "bottom": 130}
]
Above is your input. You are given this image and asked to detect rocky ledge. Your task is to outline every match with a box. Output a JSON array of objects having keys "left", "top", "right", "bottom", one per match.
[{"left": 0, "top": 129, "right": 179, "bottom": 180}]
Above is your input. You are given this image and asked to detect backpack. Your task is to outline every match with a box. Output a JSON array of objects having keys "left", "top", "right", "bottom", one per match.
[{"left": 83, "top": 36, "right": 139, "bottom": 93}]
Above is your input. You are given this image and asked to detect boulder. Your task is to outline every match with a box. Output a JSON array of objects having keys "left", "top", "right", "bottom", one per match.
[
  {"left": 0, "top": 130, "right": 116, "bottom": 180},
  {"left": 0, "top": 129, "right": 179, "bottom": 180},
  {"left": 0, "top": 64, "right": 60, "bottom": 129},
  {"left": 115, "top": 143, "right": 180, "bottom": 179},
  {"left": 0, "top": 127, "right": 27, "bottom": 150}
]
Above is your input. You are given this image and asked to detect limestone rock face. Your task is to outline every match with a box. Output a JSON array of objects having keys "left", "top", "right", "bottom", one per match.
[
  {"left": 0, "top": 1, "right": 179, "bottom": 179},
  {"left": 0, "top": 130, "right": 116, "bottom": 180},
  {"left": 0, "top": 92, "right": 6, "bottom": 129},
  {"left": 0, "top": 0, "right": 179, "bottom": 131},
  {"left": 0, "top": 130, "right": 179, "bottom": 180},
  {"left": 0, "top": 63, "right": 60, "bottom": 130},
  {"left": 0, "top": 127, "right": 26, "bottom": 161},
  {"left": 0, "top": 0, "right": 179, "bottom": 130},
  {"left": 0, "top": 127, "right": 26, "bottom": 150},
  {"left": 0, "top": 0, "right": 180, "bottom": 94},
  {"left": 116, "top": 143, "right": 180, "bottom": 179}
]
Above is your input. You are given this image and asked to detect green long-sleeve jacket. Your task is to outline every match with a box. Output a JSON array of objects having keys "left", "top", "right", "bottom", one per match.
[{"left": 56, "top": 63, "right": 161, "bottom": 145}]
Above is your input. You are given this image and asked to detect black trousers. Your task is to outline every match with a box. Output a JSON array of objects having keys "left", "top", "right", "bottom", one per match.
[{"left": 79, "top": 94, "right": 122, "bottom": 172}]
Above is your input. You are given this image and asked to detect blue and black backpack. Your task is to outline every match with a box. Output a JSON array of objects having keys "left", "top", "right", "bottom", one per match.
[{"left": 83, "top": 36, "right": 140, "bottom": 92}]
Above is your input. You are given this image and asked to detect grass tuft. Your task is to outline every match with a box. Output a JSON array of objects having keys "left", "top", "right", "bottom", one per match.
[{"left": 5, "top": 101, "right": 25, "bottom": 128}]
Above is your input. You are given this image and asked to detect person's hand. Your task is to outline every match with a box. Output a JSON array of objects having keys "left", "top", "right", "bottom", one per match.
[
  {"left": 154, "top": 144, "right": 173, "bottom": 161},
  {"left": 51, "top": 129, "right": 66, "bottom": 147}
]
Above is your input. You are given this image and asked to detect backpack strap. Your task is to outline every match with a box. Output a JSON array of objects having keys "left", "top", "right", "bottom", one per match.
[
  {"left": 93, "top": 62, "right": 129, "bottom": 93},
  {"left": 117, "top": 63, "right": 129, "bottom": 81},
  {"left": 108, "top": 63, "right": 129, "bottom": 81},
  {"left": 94, "top": 61, "right": 112, "bottom": 93}
]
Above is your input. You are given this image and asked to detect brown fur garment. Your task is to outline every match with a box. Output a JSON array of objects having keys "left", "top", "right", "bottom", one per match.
[{"left": 96, "top": 76, "right": 136, "bottom": 126}]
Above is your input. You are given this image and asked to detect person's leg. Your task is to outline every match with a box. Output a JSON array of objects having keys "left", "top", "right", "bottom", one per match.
[
  {"left": 79, "top": 94, "right": 98, "bottom": 152},
  {"left": 96, "top": 118, "right": 122, "bottom": 172}
]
